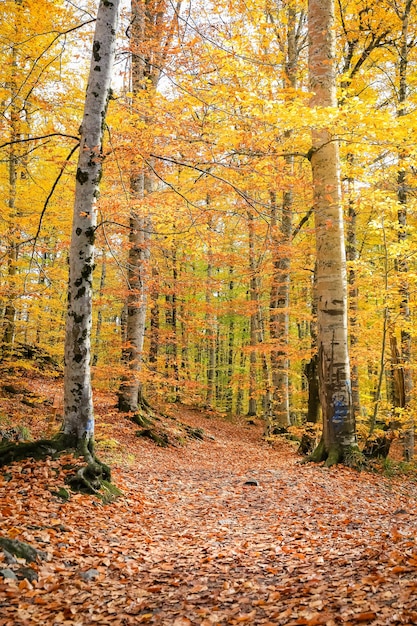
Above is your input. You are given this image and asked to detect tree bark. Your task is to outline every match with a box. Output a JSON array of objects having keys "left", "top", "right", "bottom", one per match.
[
  {"left": 269, "top": 190, "right": 291, "bottom": 429},
  {"left": 205, "top": 220, "right": 217, "bottom": 409},
  {"left": 118, "top": 0, "right": 181, "bottom": 413},
  {"left": 269, "top": 4, "right": 303, "bottom": 430},
  {"left": 308, "top": 0, "right": 357, "bottom": 465},
  {"left": 247, "top": 211, "right": 258, "bottom": 417},
  {"left": 395, "top": 0, "right": 414, "bottom": 460},
  {"left": 2, "top": 33, "right": 20, "bottom": 358},
  {"left": 63, "top": 0, "right": 120, "bottom": 449},
  {"left": 225, "top": 274, "right": 235, "bottom": 415}
]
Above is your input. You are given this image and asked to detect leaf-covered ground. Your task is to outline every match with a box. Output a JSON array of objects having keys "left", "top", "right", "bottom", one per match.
[{"left": 1, "top": 383, "right": 417, "bottom": 625}]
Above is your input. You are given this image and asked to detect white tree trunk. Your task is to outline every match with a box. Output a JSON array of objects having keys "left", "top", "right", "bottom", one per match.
[
  {"left": 63, "top": 0, "right": 120, "bottom": 448},
  {"left": 309, "top": 0, "right": 356, "bottom": 464}
]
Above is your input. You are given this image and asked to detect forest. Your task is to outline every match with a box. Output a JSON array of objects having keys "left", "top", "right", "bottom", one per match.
[
  {"left": 2, "top": 0, "right": 417, "bottom": 461},
  {"left": 2, "top": 0, "right": 417, "bottom": 623}
]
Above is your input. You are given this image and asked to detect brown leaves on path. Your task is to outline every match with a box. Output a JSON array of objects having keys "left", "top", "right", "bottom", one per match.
[{"left": 1, "top": 397, "right": 417, "bottom": 625}]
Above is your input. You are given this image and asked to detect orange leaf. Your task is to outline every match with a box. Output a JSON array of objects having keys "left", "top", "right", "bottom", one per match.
[{"left": 354, "top": 612, "right": 377, "bottom": 622}]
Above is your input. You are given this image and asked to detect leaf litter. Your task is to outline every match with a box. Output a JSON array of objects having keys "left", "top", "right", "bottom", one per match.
[{"left": 1, "top": 392, "right": 417, "bottom": 625}]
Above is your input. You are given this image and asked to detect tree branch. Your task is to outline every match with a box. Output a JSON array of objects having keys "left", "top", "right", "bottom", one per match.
[{"left": 0, "top": 133, "right": 79, "bottom": 151}]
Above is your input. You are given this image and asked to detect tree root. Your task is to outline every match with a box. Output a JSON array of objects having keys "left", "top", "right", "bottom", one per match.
[
  {"left": 131, "top": 412, "right": 154, "bottom": 428},
  {"left": 305, "top": 437, "right": 364, "bottom": 468},
  {"left": 136, "top": 428, "right": 169, "bottom": 447},
  {"left": 0, "top": 436, "right": 67, "bottom": 467},
  {"left": 66, "top": 459, "right": 111, "bottom": 494},
  {"left": 0, "top": 434, "right": 113, "bottom": 496}
]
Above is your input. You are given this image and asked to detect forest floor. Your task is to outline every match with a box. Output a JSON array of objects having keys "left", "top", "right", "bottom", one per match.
[{"left": 1, "top": 374, "right": 417, "bottom": 625}]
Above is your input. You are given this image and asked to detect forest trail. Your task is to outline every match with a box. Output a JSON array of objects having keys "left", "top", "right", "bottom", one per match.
[{"left": 1, "top": 392, "right": 417, "bottom": 625}]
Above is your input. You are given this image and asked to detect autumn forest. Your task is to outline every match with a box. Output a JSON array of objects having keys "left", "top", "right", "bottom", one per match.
[
  {"left": 2, "top": 0, "right": 417, "bottom": 623},
  {"left": 3, "top": 0, "right": 417, "bottom": 461}
]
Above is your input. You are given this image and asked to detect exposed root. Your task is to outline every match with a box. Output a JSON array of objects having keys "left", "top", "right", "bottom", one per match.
[
  {"left": 0, "top": 436, "right": 67, "bottom": 467},
  {"left": 297, "top": 424, "right": 320, "bottom": 456},
  {"left": 66, "top": 459, "right": 111, "bottom": 494},
  {"left": 136, "top": 428, "right": 169, "bottom": 447},
  {"left": 131, "top": 412, "right": 154, "bottom": 428},
  {"left": 305, "top": 437, "right": 364, "bottom": 469},
  {"left": 0, "top": 433, "right": 113, "bottom": 496},
  {"left": 130, "top": 407, "right": 206, "bottom": 447}
]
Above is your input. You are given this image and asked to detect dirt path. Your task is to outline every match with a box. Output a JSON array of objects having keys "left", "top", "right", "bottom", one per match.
[{"left": 1, "top": 403, "right": 417, "bottom": 625}]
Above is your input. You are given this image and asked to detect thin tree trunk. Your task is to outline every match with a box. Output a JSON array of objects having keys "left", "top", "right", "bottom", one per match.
[
  {"left": 269, "top": 190, "right": 291, "bottom": 429},
  {"left": 346, "top": 155, "right": 361, "bottom": 418},
  {"left": 396, "top": 0, "right": 414, "bottom": 460},
  {"left": 118, "top": 0, "right": 153, "bottom": 413},
  {"left": 236, "top": 339, "right": 247, "bottom": 417},
  {"left": 206, "top": 235, "right": 217, "bottom": 408},
  {"left": 2, "top": 43, "right": 19, "bottom": 358},
  {"left": 247, "top": 211, "right": 258, "bottom": 417},
  {"left": 149, "top": 266, "right": 160, "bottom": 364},
  {"left": 269, "top": 4, "right": 300, "bottom": 430},
  {"left": 118, "top": 0, "right": 181, "bottom": 413}
]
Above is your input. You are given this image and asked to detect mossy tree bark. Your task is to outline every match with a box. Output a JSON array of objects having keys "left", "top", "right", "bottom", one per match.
[{"left": 308, "top": 0, "right": 357, "bottom": 465}]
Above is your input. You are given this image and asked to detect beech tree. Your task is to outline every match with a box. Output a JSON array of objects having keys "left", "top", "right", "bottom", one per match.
[
  {"left": 63, "top": 0, "right": 120, "bottom": 456},
  {"left": 117, "top": 0, "right": 181, "bottom": 415},
  {"left": 308, "top": 0, "right": 358, "bottom": 464},
  {"left": 0, "top": 0, "right": 121, "bottom": 489}
]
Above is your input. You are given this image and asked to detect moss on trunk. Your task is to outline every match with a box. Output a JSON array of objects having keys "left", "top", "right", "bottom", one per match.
[{"left": 307, "top": 436, "right": 364, "bottom": 468}]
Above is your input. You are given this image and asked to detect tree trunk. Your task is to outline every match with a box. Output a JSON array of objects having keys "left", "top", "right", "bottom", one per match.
[
  {"left": 92, "top": 250, "right": 107, "bottom": 367},
  {"left": 308, "top": 0, "right": 357, "bottom": 465},
  {"left": 269, "top": 4, "right": 301, "bottom": 430},
  {"left": 118, "top": 0, "right": 154, "bottom": 413},
  {"left": 304, "top": 269, "right": 320, "bottom": 423},
  {"left": 2, "top": 41, "right": 19, "bottom": 358},
  {"left": 269, "top": 190, "right": 291, "bottom": 429},
  {"left": 247, "top": 211, "right": 258, "bottom": 417},
  {"left": 118, "top": 0, "right": 181, "bottom": 413},
  {"left": 346, "top": 156, "right": 361, "bottom": 419},
  {"left": 206, "top": 230, "right": 217, "bottom": 409},
  {"left": 149, "top": 267, "right": 160, "bottom": 364},
  {"left": 63, "top": 0, "right": 120, "bottom": 449},
  {"left": 396, "top": 0, "right": 414, "bottom": 460}
]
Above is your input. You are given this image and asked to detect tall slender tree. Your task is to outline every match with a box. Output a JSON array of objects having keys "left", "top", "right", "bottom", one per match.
[
  {"left": 118, "top": 0, "right": 181, "bottom": 414},
  {"left": 63, "top": 0, "right": 120, "bottom": 455},
  {"left": 0, "top": 0, "right": 121, "bottom": 485}
]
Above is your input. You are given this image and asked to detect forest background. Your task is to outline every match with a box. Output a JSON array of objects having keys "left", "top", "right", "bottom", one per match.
[{"left": 2, "top": 0, "right": 417, "bottom": 463}]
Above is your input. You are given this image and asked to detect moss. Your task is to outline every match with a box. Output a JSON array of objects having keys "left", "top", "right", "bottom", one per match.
[
  {"left": 184, "top": 425, "right": 204, "bottom": 440},
  {"left": 98, "top": 480, "right": 123, "bottom": 504},
  {"left": 325, "top": 445, "right": 342, "bottom": 467},
  {"left": 66, "top": 458, "right": 111, "bottom": 494},
  {"left": 343, "top": 446, "right": 366, "bottom": 470},
  {"left": 0, "top": 432, "right": 113, "bottom": 496},
  {"left": 0, "top": 537, "right": 39, "bottom": 563},
  {"left": 307, "top": 437, "right": 326, "bottom": 463},
  {"left": 51, "top": 487, "right": 70, "bottom": 501},
  {"left": 131, "top": 413, "right": 153, "bottom": 428},
  {"left": 136, "top": 428, "right": 169, "bottom": 447},
  {"left": 0, "top": 438, "right": 64, "bottom": 466}
]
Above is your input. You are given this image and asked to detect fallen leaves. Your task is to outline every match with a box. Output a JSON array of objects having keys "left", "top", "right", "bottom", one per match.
[{"left": 1, "top": 394, "right": 417, "bottom": 624}]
